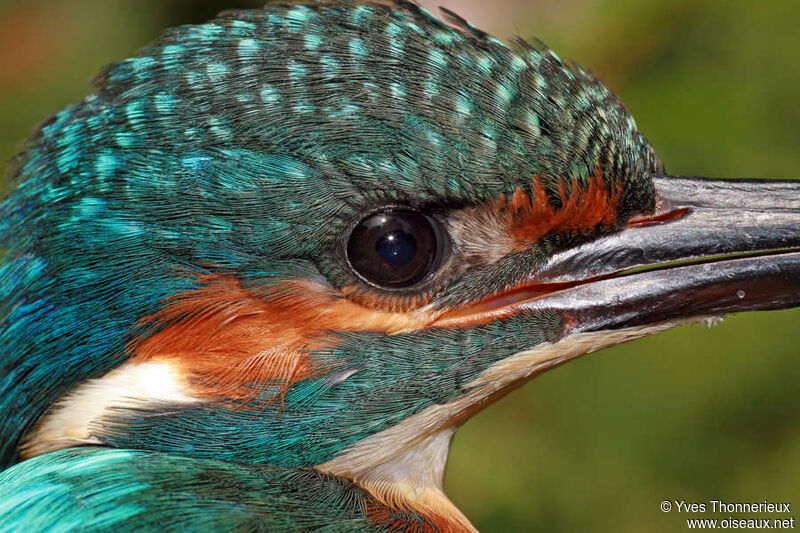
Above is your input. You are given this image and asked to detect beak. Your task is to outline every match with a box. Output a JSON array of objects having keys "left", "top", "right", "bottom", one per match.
[{"left": 437, "top": 176, "right": 800, "bottom": 334}]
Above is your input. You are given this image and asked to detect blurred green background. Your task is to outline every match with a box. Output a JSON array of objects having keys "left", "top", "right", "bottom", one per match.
[{"left": 0, "top": 1, "right": 798, "bottom": 531}]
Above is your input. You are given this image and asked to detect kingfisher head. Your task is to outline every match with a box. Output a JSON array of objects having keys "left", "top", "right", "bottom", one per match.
[{"left": 2, "top": 1, "right": 799, "bottom": 529}]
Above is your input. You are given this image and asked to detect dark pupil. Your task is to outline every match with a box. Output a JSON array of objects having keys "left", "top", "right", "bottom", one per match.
[
  {"left": 376, "top": 230, "right": 417, "bottom": 266},
  {"left": 347, "top": 210, "right": 443, "bottom": 288}
]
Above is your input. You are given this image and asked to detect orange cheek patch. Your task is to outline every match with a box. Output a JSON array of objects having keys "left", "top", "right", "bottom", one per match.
[
  {"left": 500, "top": 167, "right": 623, "bottom": 249},
  {"left": 130, "top": 275, "right": 432, "bottom": 400}
]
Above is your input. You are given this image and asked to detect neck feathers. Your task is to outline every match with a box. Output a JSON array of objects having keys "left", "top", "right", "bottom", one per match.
[{"left": 319, "top": 428, "right": 476, "bottom": 532}]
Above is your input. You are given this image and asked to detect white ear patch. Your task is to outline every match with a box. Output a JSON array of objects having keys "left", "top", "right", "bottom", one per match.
[{"left": 22, "top": 360, "right": 200, "bottom": 459}]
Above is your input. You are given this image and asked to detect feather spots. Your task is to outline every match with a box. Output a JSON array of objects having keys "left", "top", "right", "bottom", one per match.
[
  {"left": 303, "top": 34, "right": 321, "bottom": 52},
  {"left": 349, "top": 38, "right": 368, "bottom": 60},
  {"left": 237, "top": 38, "right": 260, "bottom": 59},
  {"left": 260, "top": 84, "right": 280, "bottom": 105}
]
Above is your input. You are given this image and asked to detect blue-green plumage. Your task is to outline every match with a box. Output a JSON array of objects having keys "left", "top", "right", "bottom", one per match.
[
  {"left": 0, "top": 447, "right": 429, "bottom": 532},
  {"left": 2, "top": 1, "right": 798, "bottom": 531},
  {"left": 0, "top": 0, "right": 658, "bottom": 468}
]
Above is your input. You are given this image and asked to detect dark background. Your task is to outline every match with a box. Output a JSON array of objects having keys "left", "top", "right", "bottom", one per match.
[{"left": 1, "top": 1, "right": 798, "bottom": 531}]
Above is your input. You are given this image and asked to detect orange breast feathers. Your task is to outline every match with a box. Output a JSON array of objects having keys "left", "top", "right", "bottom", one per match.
[{"left": 130, "top": 275, "right": 431, "bottom": 399}]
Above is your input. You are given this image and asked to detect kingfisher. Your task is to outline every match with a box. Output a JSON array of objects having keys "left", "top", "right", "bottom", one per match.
[{"left": 0, "top": 1, "right": 798, "bottom": 531}]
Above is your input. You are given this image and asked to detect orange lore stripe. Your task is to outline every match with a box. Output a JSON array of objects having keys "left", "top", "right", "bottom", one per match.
[
  {"left": 500, "top": 168, "right": 622, "bottom": 249},
  {"left": 130, "top": 275, "right": 431, "bottom": 400}
]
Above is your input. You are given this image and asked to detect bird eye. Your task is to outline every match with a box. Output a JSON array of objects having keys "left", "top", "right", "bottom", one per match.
[{"left": 346, "top": 209, "right": 447, "bottom": 289}]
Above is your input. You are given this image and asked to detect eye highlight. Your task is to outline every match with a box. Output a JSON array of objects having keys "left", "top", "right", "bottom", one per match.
[{"left": 346, "top": 209, "right": 448, "bottom": 289}]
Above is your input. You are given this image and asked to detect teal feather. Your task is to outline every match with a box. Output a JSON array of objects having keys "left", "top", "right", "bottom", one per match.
[{"left": 0, "top": 447, "right": 430, "bottom": 532}]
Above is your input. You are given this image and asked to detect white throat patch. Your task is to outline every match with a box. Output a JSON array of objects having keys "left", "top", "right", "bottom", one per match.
[{"left": 22, "top": 360, "right": 199, "bottom": 459}]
